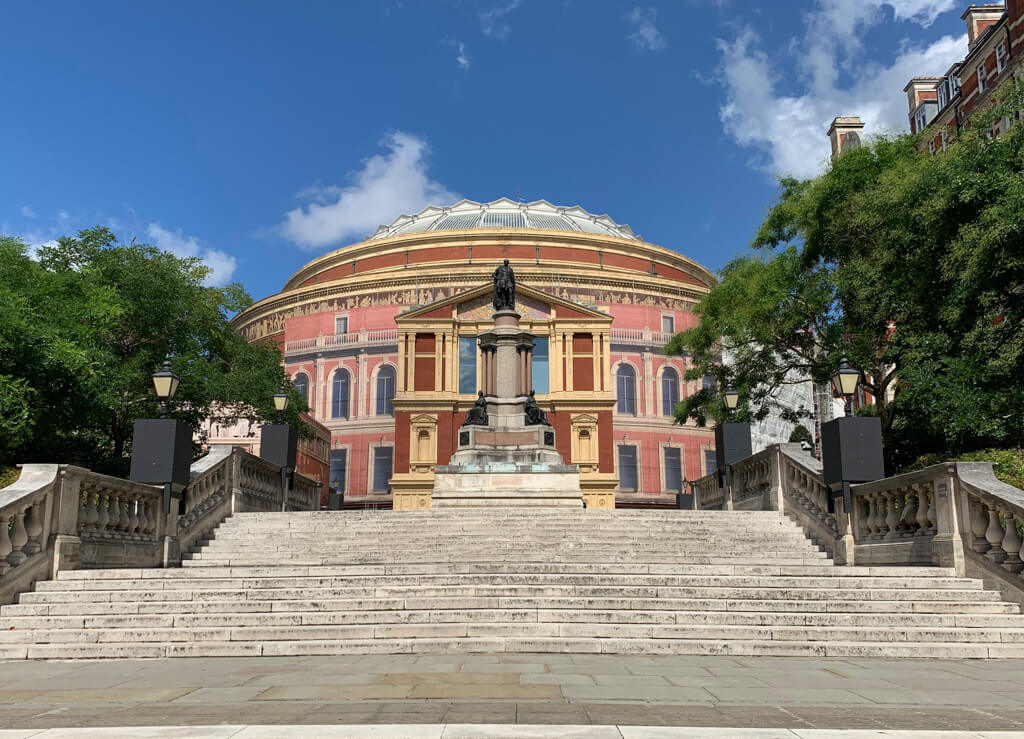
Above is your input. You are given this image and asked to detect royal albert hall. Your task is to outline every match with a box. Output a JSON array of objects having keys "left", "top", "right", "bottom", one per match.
[{"left": 231, "top": 198, "right": 718, "bottom": 508}]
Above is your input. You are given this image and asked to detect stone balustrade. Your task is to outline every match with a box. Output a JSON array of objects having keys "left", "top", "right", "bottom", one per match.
[
  {"left": 694, "top": 443, "right": 1024, "bottom": 602},
  {"left": 284, "top": 329, "right": 398, "bottom": 356},
  {"left": 0, "top": 446, "right": 319, "bottom": 605}
]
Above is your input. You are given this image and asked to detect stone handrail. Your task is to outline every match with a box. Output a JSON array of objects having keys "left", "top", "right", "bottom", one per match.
[
  {"left": 0, "top": 446, "right": 320, "bottom": 604},
  {"left": 693, "top": 441, "right": 1024, "bottom": 601}
]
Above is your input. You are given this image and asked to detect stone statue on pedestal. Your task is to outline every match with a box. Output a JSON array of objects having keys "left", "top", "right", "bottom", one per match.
[
  {"left": 492, "top": 259, "right": 515, "bottom": 311},
  {"left": 462, "top": 391, "right": 489, "bottom": 427},
  {"left": 524, "top": 390, "right": 550, "bottom": 426}
]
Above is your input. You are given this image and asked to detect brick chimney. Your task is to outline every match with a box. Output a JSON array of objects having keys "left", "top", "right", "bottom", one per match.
[
  {"left": 827, "top": 117, "right": 865, "bottom": 158},
  {"left": 962, "top": 4, "right": 1005, "bottom": 49}
]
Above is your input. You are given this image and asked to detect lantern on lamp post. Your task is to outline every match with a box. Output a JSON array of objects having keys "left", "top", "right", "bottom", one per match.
[
  {"left": 821, "top": 356, "right": 884, "bottom": 512},
  {"left": 261, "top": 383, "right": 298, "bottom": 511},
  {"left": 714, "top": 385, "right": 751, "bottom": 508},
  {"left": 130, "top": 355, "right": 192, "bottom": 515}
]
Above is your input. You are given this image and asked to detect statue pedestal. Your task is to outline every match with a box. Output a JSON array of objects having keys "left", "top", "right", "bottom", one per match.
[{"left": 431, "top": 306, "right": 583, "bottom": 508}]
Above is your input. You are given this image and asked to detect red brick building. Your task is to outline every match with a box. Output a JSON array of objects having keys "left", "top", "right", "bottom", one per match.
[{"left": 231, "top": 199, "right": 717, "bottom": 507}]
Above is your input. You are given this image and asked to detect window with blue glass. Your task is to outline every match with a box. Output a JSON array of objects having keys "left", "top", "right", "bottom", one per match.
[
  {"left": 662, "top": 367, "right": 680, "bottom": 416},
  {"left": 331, "top": 369, "right": 350, "bottom": 419},
  {"left": 375, "top": 366, "right": 396, "bottom": 416},
  {"left": 372, "top": 447, "right": 393, "bottom": 492},
  {"left": 531, "top": 337, "right": 549, "bottom": 394},
  {"left": 293, "top": 373, "right": 309, "bottom": 405},
  {"left": 458, "top": 337, "right": 477, "bottom": 394},
  {"left": 329, "top": 448, "right": 347, "bottom": 493},
  {"left": 664, "top": 447, "right": 682, "bottom": 492},
  {"left": 616, "top": 364, "right": 636, "bottom": 415}
]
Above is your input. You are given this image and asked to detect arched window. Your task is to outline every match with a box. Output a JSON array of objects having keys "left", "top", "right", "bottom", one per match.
[
  {"left": 616, "top": 365, "right": 636, "bottom": 415},
  {"left": 662, "top": 367, "right": 680, "bottom": 417},
  {"left": 376, "top": 365, "right": 396, "bottom": 416},
  {"left": 331, "top": 369, "right": 350, "bottom": 419},
  {"left": 292, "top": 373, "right": 309, "bottom": 406}
]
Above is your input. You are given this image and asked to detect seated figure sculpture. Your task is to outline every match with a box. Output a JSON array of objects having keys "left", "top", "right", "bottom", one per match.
[
  {"left": 462, "top": 391, "right": 489, "bottom": 427},
  {"left": 524, "top": 390, "right": 550, "bottom": 426}
]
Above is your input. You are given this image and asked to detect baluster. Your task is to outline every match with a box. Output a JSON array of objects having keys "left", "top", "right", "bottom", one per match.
[
  {"left": 80, "top": 488, "right": 97, "bottom": 534},
  {"left": 22, "top": 500, "right": 44, "bottom": 555},
  {"left": 869, "top": 492, "right": 884, "bottom": 538},
  {"left": 0, "top": 515, "right": 12, "bottom": 575},
  {"left": 128, "top": 497, "right": 141, "bottom": 539},
  {"left": 1001, "top": 513, "right": 1023, "bottom": 574},
  {"left": 884, "top": 492, "right": 900, "bottom": 539},
  {"left": 141, "top": 499, "right": 155, "bottom": 537},
  {"left": 970, "top": 498, "right": 990, "bottom": 552},
  {"left": 925, "top": 487, "right": 937, "bottom": 534},
  {"left": 7, "top": 510, "right": 28, "bottom": 566},
  {"left": 96, "top": 491, "right": 110, "bottom": 536},
  {"left": 985, "top": 507, "right": 1007, "bottom": 564},
  {"left": 118, "top": 494, "right": 131, "bottom": 533},
  {"left": 916, "top": 486, "right": 931, "bottom": 536},
  {"left": 901, "top": 487, "right": 918, "bottom": 537}
]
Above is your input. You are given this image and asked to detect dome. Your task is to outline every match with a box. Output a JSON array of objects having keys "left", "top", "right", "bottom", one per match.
[{"left": 369, "top": 197, "right": 638, "bottom": 241}]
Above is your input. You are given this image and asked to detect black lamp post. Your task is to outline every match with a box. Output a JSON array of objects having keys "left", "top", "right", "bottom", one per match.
[
  {"left": 821, "top": 356, "right": 884, "bottom": 512},
  {"left": 714, "top": 386, "right": 752, "bottom": 505},
  {"left": 261, "top": 383, "right": 297, "bottom": 511},
  {"left": 677, "top": 478, "right": 696, "bottom": 510},
  {"left": 130, "top": 355, "right": 192, "bottom": 515}
]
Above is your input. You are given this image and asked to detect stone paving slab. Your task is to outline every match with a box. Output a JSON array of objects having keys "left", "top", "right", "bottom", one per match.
[{"left": 1, "top": 655, "right": 1023, "bottom": 731}]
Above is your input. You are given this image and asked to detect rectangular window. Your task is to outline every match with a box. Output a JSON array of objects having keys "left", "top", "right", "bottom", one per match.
[
  {"left": 997, "top": 43, "right": 1007, "bottom": 73},
  {"left": 329, "top": 449, "right": 347, "bottom": 493},
  {"left": 915, "top": 110, "right": 926, "bottom": 133},
  {"left": 941, "top": 130, "right": 948, "bottom": 151},
  {"left": 664, "top": 447, "right": 682, "bottom": 492},
  {"left": 531, "top": 336, "right": 550, "bottom": 394},
  {"left": 458, "top": 337, "right": 477, "bottom": 394},
  {"left": 978, "top": 64, "right": 988, "bottom": 93},
  {"left": 618, "top": 445, "right": 638, "bottom": 491},
  {"left": 928, "top": 140, "right": 936, "bottom": 155},
  {"left": 704, "top": 449, "right": 718, "bottom": 476},
  {"left": 937, "top": 80, "right": 948, "bottom": 109},
  {"left": 335, "top": 316, "right": 348, "bottom": 335},
  {"left": 661, "top": 315, "right": 674, "bottom": 334},
  {"left": 372, "top": 447, "right": 393, "bottom": 492}
]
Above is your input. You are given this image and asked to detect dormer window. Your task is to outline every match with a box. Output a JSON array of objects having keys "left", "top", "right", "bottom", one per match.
[
  {"left": 996, "top": 42, "right": 1008, "bottom": 74},
  {"left": 978, "top": 64, "right": 988, "bottom": 93},
  {"left": 937, "top": 80, "right": 948, "bottom": 109},
  {"left": 952, "top": 76, "right": 962, "bottom": 95},
  {"left": 915, "top": 109, "right": 927, "bottom": 133}
]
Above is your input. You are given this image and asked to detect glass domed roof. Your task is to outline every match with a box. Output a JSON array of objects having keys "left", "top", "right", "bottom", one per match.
[{"left": 369, "top": 198, "right": 638, "bottom": 241}]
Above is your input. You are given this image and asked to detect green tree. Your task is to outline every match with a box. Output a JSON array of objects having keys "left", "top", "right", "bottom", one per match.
[
  {"left": 668, "top": 83, "right": 1024, "bottom": 470},
  {"left": 0, "top": 228, "right": 307, "bottom": 474}
]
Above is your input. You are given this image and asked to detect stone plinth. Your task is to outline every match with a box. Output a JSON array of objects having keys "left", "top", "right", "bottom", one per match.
[
  {"left": 430, "top": 302, "right": 583, "bottom": 508},
  {"left": 432, "top": 463, "right": 583, "bottom": 507}
]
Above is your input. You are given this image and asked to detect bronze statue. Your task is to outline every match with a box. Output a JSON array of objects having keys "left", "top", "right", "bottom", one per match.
[
  {"left": 524, "top": 390, "right": 550, "bottom": 426},
  {"left": 462, "top": 390, "right": 489, "bottom": 427},
  {"left": 492, "top": 259, "right": 515, "bottom": 311}
]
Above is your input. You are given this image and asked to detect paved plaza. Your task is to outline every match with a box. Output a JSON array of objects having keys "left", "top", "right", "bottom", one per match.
[{"left": 1, "top": 654, "right": 1024, "bottom": 734}]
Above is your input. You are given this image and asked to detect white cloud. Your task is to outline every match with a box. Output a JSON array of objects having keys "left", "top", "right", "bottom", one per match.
[
  {"left": 20, "top": 205, "right": 36, "bottom": 218},
  {"left": 281, "top": 132, "right": 460, "bottom": 249},
  {"left": 626, "top": 7, "right": 666, "bottom": 52},
  {"left": 146, "top": 222, "right": 237, "bottom": 286},
  {"left": 446, "top": 39, "right": 470, "bottom": 70},
  {"left": 716, "top": 0, "right": 964, "bottom": 178},
  {"left": 479, "top": 0, "right": 520, "bottom": 39}
]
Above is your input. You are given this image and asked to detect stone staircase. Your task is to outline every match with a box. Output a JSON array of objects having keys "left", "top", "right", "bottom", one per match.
[{"left": 2, "top": 508, "right": 1024, "bottom": 659}]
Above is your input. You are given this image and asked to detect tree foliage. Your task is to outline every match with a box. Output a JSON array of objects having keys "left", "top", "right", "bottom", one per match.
[
  {"left": 0, "top": 228, "right": 307, "bottom": 474},
  {"left": 668, "top": 83, "right": 1024, "bottom": 470}
]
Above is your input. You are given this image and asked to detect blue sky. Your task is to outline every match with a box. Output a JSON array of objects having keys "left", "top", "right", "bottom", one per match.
[{"left": 1, "top": 1, "right": 970, "bottom": 300}]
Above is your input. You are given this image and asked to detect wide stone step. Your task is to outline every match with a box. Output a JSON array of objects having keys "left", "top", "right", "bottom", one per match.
[
  {"left": 3, "top": 621, "right": 1024, "bottom": 647},
  {"left": 3, "top": 608, "right": 1022, "bottom": 631},
  {"left": 2, "top": 636, "right": 1019, "bottom": 661},
  {"left": 53, "top": 563, "right": 961, "bottom": 579},
  {"left": 30, "top": 574, "right": 985, "bottom": 592}
]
